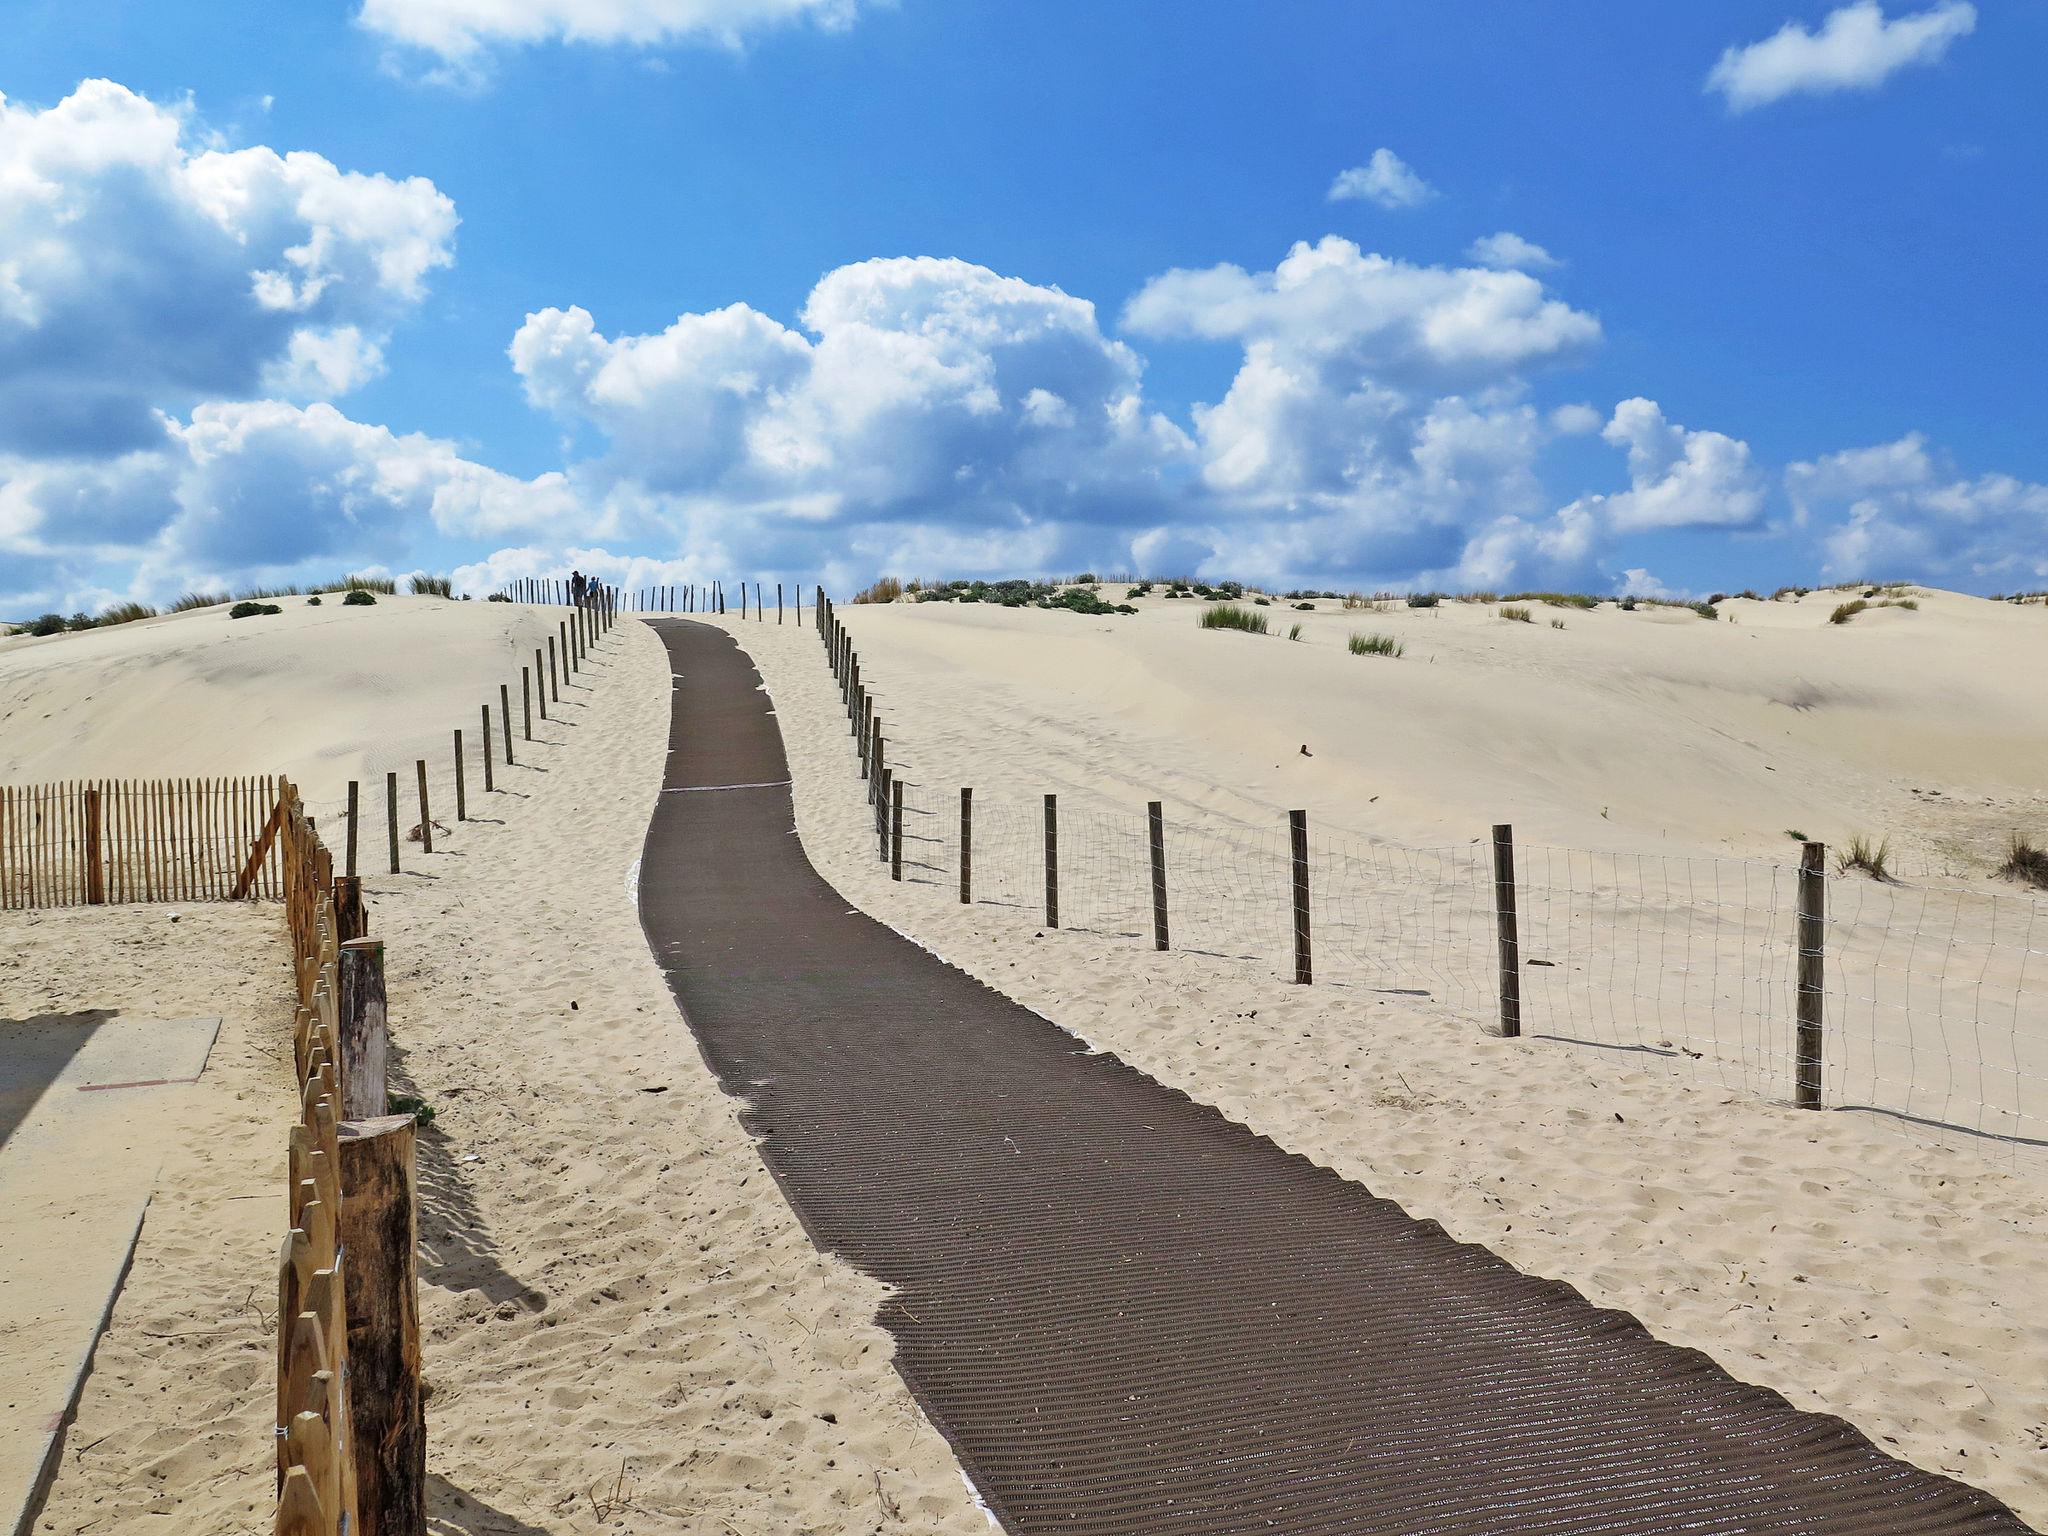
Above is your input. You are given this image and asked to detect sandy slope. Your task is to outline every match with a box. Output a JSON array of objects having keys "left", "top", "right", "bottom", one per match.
[
  {"left": 7, "top": 603, "right": 985, "bottom": 1535},
  {"left": 704, "top": 598, "right": 2048, "bottom": 1527}
]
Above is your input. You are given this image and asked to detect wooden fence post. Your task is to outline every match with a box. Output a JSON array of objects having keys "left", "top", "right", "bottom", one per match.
[
  {"left": 385, "top": 773, "right": 400, "bottom": 875},
  {"left": 337, "top": 938, "right": 389, "bottom": 1120},
  {"left": 337, "top": 1113, "right": 424, "bottom": 1536},
  {"left": 480, "top": 707, "right": 495, "bottom": 793},
  {"left": 536, "top": 650, "right": 548, "bottom": 720},
  {"left": 413, "top": 761, "right": 431, "bottom": 854},
  {"left": 1492, "top": 823, "right": 1520, "bottom": 1037},
  {"left": 891, "top": 778, "right": 903, "bottom": 881},
  {"left": 1290, "top": 809, "right": 1311, "bottom": 984},
  {"left": 334, "top": 876, "right": 366, "bottom": 945},
  {"left": 1044, "top": 794, "right": 1059, "bottom": 929},
  {"left": 452, "top": 731, "right": 466, "bottom": 822},
  {"left": 877, "top": 768, "right": 892, "bottom": 861},
  {"left": 521, "top": 667, "right": 532, "bottom": 742},
  {"left": 548, "top": 637, "right": 559, "bottom": 703},
  {"left": 499, "top": 684, "right": 515, "bottom": 766},
  {"left": 777, "top": 582, "right": 784, "bottom": 624},
  {"left": 346, "top": 781, "right": 359, "bottom": 878},
  {"left": 1797, "top": 840, "right": 1826, "bottom": 1108},
  {"left": 84, "top": 786, "right": 105, "bottom": 904},
  {"left": 959, "top": 787, "right": 973, "bottom": 904},
  {"left": 1149, "top": 800, "right": 1169, "bottom": 951}
]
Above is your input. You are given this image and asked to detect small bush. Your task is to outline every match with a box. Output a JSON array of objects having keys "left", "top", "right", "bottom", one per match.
[
  {"left": 66, "top": 612, "right": 96, "bottom": 631},
  {"left": 1830, "top": 599, "right": 1868, "bottom": 624},
  {"left": 1504, "top": 591, "right": 1598, "bottom": 610},
  {"left": 1074, "top": 571, "right": 1097, "bottom": 584},
  {"left": 1294, "top": 601, "right": 1315, "bottom": 611},
  {"left": 1199, "top": 603, "right": 1269, "bottom": 635},
  {"left": 1349, "top": 632, "right": 1403, "bottom": 658},
  {"left": 229, "top": 600, "right": 283, "bottom": 619},
  {"left": 22, "top": 612, "right": 68, "bottom": 636},
  {"left": 853, "top": 576, "right": 904, "bottom": 605},
  {"left": 1405, "top": 592, "right": 1440, "bottom": 609},
  {"left": 2000, "top": 834, "right": 2048, "bottom": 891},
  {"left": 343, "top": 589, "right": 376, "bottom": 607},
  {"left": 172, "top": 591, "right": 228, "bottom": 612},
  {"left": 1838, "top": 833, "right": 1893, "bottom": 881},
  {"left": 1251, "top": 595, "right": 1270, "bottom": 606},
  {"left": 409, "top": 574, "right": 453, "bottom": 597},
  {"left": 486, "top": 592, "right": 511, "bottom": 602},
  {"left": 1686, "top": 600, "right": 1718, "bottom": 620},
  {"left": 1500, "top": 605, "right": 1533, "bottom": 624},
  {"left": 1618, "top": 596, "right": 1637, "bottom": 611},
  {"left": 307, "top": 595, "right": 323, "bottom": 606}
]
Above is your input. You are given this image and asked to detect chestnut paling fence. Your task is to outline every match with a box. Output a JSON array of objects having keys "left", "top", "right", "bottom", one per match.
[{"left": 809, "top": 589, "right": 2048, "bottom": 1173}]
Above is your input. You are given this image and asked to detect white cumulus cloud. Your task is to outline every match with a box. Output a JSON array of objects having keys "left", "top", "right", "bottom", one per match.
[
  {"left": 1466, "top": 231, "right": 1559, "bottom": 271},
  {"left": 357, "top": 0, "right": 866, "bottom": 70},
  {"left": 1328, "top": 149, "right": 1436, "bottom": 210},
  {"left": 1707, "top": 1, "right": 1976, "bottom": 111},
  {"left": 1599, "top": 397, "right": 1768, "bottom": 531}
]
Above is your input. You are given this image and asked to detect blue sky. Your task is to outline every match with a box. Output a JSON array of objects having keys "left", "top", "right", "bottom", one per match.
[{"left": 2, "top": 0, "right": 2042, "bottom": 611}]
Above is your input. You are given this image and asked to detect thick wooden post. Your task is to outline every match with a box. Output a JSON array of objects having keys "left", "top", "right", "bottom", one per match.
[
  {"left": 1290, "top": 809, "right": 1311, "bottom": 984},
  {"left": 521, "top": 667, "right": 532, "bottom": 741},
  {"left": 877, "top": 768, "right": 892, "bottom": 860},
  {"left": 452, "top": 730, "right": 466, "bottom": 822},
  {"left": 1044, "top": 794, "right": 1060, "bottom": 929},
  {"left": 499, "top": 684, "right": 515, "bottom": 766},
  {"left": 535, "top": 650, "right": 547, "bottom": 720},
  {"left": 891, "top": 778, "right": 904, "bottom": 881},
  {"left": 1797, "top": 840, "right": 1827, "bottom": 1108},
  {"left": 413, "top": 761, "right": 431, "bottom": 854},
  {"left": 480, "top": 707, "right": 495, "bottom": 792},
  {"left": 336, "top": 1113, "right": 424, "bottom": 1536},
  {"left": 346, "top": 781, "right": 360, "bottom": 878},
  {"left": 385, "top": 773, "right": 400, "bottom": 875},
  {"left": 777, "top": 583, "right": 784, "bottom": 624},
  {"left": 548, "top": 637, "right": 559, "bottom": 702},
  {"left": 84, "top": 786, "right": 105, "bottom": 904},
  {"left": 334, "top": 876, "right": 367, "bottom": 945},
  {"left": 867, "top": 718, "right": 880, "bottom": 792},
  {"left": 1149, "top": 800, "right": 1169, "bottom": 951},
  {"left": 959, "top": 787, "right": 973, "bottom": 904},
  {"left": 1492, "top": 824, "right": 1520, "bottom": 1036},
  {"left": 337, "top": 938, "right": 389, "bottom": 1119}
]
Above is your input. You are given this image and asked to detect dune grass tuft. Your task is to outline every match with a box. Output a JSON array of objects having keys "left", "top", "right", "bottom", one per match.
[
  {"left": 409, "top": 573, "right": 453, "bottom": 597},
  {"left": 1499, "top": 604, "right": 1533, "bottom": 624},
  {"left": 853, "top": 576, "right": 904, "bottom": 604},
  {"left": 2000, "top": 834, "right": 2048, "bottom": 891},
  {"left": 1348, "top": 631, "right": 1403, "bottom": 658},
  {"left": 1199, "top": 603, "right": 1269, "bottom": 635},
  {"left": 1838, "top": 833, "right": 1893, "bottom": 881},
  {"left": 96, "top": 600, "right": 157, "bottom": 626}
]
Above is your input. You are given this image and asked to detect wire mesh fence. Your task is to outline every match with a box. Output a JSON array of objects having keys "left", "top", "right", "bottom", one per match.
[{"left": 815, "top": 596, "right": 2048, "bottom": 1173}]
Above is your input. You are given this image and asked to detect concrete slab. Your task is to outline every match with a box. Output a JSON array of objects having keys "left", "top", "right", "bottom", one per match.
[{"left": 0, "top": 1014, "right": 220, "bottom": 1536}]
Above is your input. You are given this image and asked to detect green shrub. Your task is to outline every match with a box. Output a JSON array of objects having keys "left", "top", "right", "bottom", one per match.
[
  {"left": 1349, "top": 632, "right": 1403, "bottom": 658},
  {"left": 409, "top": 574, "right": 453, "bottom": 597},
  {"left": 486, "top": 592, "right": 511, "bottom": 602},
  {"left": 1405, "top": 592, "right": 1440, "bottom": 609},
  {"left": 343, "top": 589, "right": 376, "bottom": 607},
  {"left": 229, "top": 600, "right": 282, "bottom": 619},
  {"left": 22, "top": 612, "right": 67, "bottom": 636},
  {"left": 1199, "top": 603, "right": 1269, "bottom": 634},
  {"left": 307, "top": 596, "right": 323, "bottom": 606},
  {"left": 66, "top": 612, "right": 96, "bottom": 631},
  {"left": 1685, "top": 600, "right": 1718, "bottom": 620},
  {"left": 1500, "top": 605, "right": 1533, "bottom": 624},
  {"left": 1504, "top": 591, "right": 1598, "bottom": 609}
]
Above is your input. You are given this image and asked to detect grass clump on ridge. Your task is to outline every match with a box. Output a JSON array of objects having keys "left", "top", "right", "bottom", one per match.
[
  {"left": 1499, "top": 605, "right": 1534, "bottom": 624},
  {"left": 1200, "top": 603, "right": 1269, "bottom": 635},
  {"left": 1349, "top": 632, "right": 1403, "bottom": 658},
  {"left": 853, "top": 576, "right": 904, "bottom": 604},
  {"left": 1838, "top": 833, "right": 1893, "bottom": 881},
  {"left": 409, "top": 573, "right": 453, "bottom": 597},
  {"left": 1999, "top": 834, "right": 2048, "bottom": 891},
  {"left": 172, "top": 591, "right": 229, "bottom": 612}
]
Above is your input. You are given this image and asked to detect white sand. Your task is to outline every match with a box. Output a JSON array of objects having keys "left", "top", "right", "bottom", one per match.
[
  {"left": 706, "top": 591, "right": 2048, "bottom": 1526},
  {"left": 6, "top": 602, "right": 986, "bottom": 1535},
  {"left": 6, "top": 587, "right": 2047, "bottom": 1529}
]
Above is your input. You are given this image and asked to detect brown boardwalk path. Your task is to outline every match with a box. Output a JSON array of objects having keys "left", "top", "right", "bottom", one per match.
[{"left": 638, "top": 620, "right": 2033, "bottom": 1536}]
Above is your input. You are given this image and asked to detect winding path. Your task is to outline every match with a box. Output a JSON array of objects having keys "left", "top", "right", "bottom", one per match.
[{"left": 638, "top": 619, "right": 2031, "bottom": 1536}]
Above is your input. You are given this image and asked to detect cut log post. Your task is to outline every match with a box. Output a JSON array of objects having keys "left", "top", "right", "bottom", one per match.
[
  {"left": 337, "top": 1113, "right": 424, "bottom": 1536},
  {"left": 84, "top": 787, "right": 105, "bottom": 904},
  {"left": 1149, "top": 800, "right": 1169, "bottom": 951},
  {"left": 334, "top": 876, "right": 367, "bottom": 945},
  {"left": 1291, "top": 809, "right": 1311, "bottom": 985},
  {"left": 877, "top": 768, "right": 892, "bottom": 860},
  {"left": 891, "top": 778, "right": 903, "bottom": 881},
  {"left": 453, "top": 731, "right": 466, "bottom": 822},
  {"left": 336, "top": 939, "right": 389, "bottom": 1120},
  {"left": 1492, "top": 823, "right": 1520, "bottom": 1037},
  {"left": 385, "top": 772, "right": 400, "bottom": 876},
  {"left": 522, "top": 667, "right": 533, "bottom": 740},
  {"left": 1797, "top": 840, "right": 1827, "bottom": 1108},
  {"left": 413, "top": 761, "right": 431, "bottom": 855},
  {"left": 480, "top": 707, "right": 494, "bottom": 792},
  {"left": 346, "top": 781, "right": 360, "bottom": 879},
  {"left": 1044, "top": 793, "right": 1059, "bottom": 929},
  {"left": 535, "top": 649, "right": 547, "bottom": 720},
  {"left": 499, "top": 684, "right": 514, "bottom": 766},
  {"left": 959, "top": 787, "right": 973, "bottom": 904},
  {"left": 548, "top": 637, "right": 559, "bottom": 702}
]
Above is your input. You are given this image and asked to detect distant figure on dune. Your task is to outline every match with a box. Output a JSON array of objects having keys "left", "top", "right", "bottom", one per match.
[{"left": 569, "top": 570, "right": 587, "bottom": 606}]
